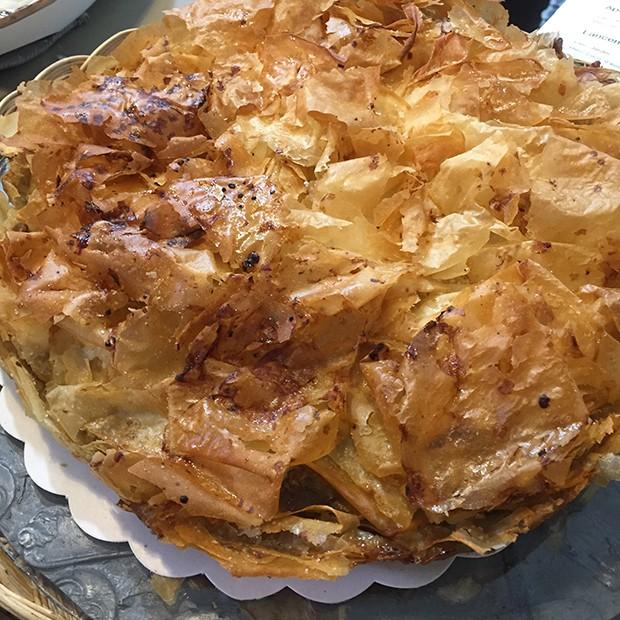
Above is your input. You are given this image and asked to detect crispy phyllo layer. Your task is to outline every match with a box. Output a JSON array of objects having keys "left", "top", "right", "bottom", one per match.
[{"left": 0, "top": 0, "right": 619, "bottom": 578}]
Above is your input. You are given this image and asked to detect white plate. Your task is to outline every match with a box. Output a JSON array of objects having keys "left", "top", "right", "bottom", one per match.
[{"left": 0, "top": 0, "right": 96, "bottom": 56}]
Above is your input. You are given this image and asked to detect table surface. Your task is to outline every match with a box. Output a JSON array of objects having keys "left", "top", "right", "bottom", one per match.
[{"left": 1, "top": 2, "right": 620, "bottom": 619}]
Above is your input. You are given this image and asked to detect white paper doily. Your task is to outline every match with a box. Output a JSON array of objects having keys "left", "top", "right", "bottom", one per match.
[{"left": 0, "top": 369, "right": 460, "bottom": 603}]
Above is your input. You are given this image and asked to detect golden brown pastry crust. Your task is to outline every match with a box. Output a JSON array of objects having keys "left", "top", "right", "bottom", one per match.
[{"left": 0, "top": 0, "right": 619, "bottom": 579}]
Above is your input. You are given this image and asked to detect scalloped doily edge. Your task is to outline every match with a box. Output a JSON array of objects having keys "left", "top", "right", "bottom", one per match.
[{"left": 0, "top": 369, "right": 462, "bottom": 603}]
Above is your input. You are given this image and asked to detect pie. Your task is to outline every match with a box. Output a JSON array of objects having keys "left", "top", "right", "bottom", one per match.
[{"left": 0, "top": 0, "right": 619, "bottom": 578}]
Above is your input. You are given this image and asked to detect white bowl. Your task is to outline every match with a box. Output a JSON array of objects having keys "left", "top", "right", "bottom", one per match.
[{"left": 0, "top": 0, "right": 96, "bottom": 56}]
